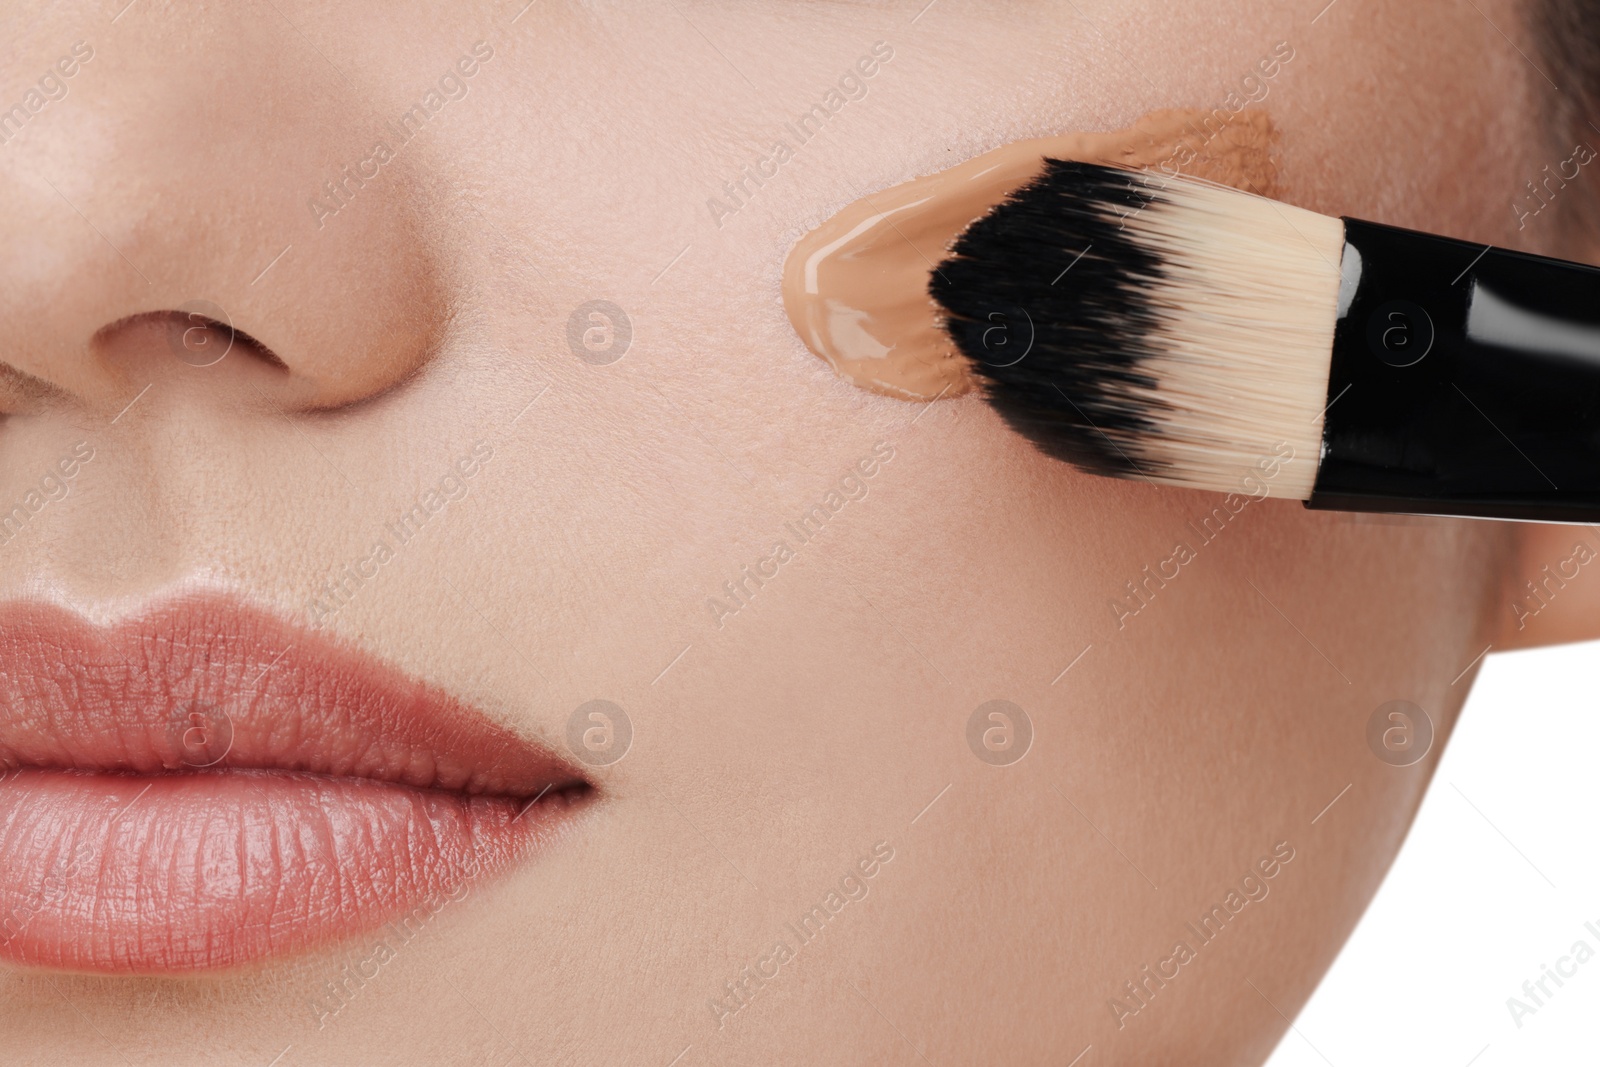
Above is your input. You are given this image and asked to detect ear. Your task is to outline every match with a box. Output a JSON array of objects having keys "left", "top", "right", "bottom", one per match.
[{"left": 1495, "top": 523, "right": 1600, "bottom": 649}]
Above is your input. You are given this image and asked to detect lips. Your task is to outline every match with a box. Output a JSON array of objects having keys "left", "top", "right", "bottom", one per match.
[{"left": 0, "top": 595, "right": 589, "bottom": 974}]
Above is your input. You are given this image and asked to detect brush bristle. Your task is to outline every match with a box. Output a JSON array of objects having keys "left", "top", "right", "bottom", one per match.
[{"left": 931, "top": 159, "right": 1344, "bottom": 499}]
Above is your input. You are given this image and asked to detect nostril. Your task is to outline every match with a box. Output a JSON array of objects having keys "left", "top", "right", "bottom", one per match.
[
  {"left": 169, "top": 313, "right": 240, "bottom": 369},
  {"left": 166, "top": 305, "right": 287, "bottom": 372},
  {"left": 93, "top": 307, "right": 289, "bottom": 373},
  {"left": 0, "top": 362, "right": 70, "bottom": 417}
]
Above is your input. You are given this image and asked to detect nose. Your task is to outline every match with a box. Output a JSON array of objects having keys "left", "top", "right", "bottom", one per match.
[{"left": 0, "top": 14, "right": 447, "bottom": 413}]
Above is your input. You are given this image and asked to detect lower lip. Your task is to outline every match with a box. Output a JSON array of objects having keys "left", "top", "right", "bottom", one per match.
[{"left": 0, "top": 767, "right": 574, "bottom": 974}]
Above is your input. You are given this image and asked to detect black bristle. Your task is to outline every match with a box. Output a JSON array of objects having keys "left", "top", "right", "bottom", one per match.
[{"left": 930, "top": 159, "right": 1175, "bottom": 478}]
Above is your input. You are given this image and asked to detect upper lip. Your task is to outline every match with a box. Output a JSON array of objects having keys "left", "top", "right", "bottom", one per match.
[
  {"left": 0, "top": 593, "right": 583, "bottom": 798},
  {"left": 0, "top": 592, "right": 588, "bottom": 975}
]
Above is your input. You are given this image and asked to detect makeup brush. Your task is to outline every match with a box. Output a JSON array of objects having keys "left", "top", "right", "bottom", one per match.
[{"left": 931, "top": 159, "right": 1600, "bottom": 521}]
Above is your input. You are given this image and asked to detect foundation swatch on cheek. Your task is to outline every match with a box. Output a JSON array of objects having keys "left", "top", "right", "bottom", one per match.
[{"left": 781, "top": 108, "right": 1280, "bottom": 400}]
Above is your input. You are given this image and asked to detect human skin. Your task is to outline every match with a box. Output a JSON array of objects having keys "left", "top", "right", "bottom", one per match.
[{"left": 0, "top": 1, "right": 1594, "bottom": 1064}]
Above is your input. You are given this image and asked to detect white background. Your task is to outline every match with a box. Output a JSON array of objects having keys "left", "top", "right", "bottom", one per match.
[{"left": 1264, "top": 641, "right": 1600, "bottom": 1066}]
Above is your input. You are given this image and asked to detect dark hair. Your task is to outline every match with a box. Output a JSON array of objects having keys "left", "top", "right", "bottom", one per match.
[
  {"left": 1534, "top": 0, "right": 1600, "bottom": 234},
  {"left": 1536, "top": 1, "right": 1600, "bottom": 140}
]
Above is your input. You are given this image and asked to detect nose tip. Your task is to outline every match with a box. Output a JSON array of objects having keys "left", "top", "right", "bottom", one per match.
[{"left": 0, "top": 15, "right": 450, "bottom": 413}]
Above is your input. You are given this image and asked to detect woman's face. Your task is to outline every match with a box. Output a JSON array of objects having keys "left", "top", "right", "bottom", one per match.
[{"left": 0, "top": 0, "right": 1556, "bottom": 1062}]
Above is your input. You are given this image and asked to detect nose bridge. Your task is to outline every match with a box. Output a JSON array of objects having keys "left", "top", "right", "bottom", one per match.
[{"left": 0, "top": 14, "right": 448, "bottom": 412}]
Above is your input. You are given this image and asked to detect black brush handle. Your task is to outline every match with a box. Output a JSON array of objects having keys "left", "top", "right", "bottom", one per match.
[{"left": 1307, "top": 217, "right": 1600, "bottom": 521}]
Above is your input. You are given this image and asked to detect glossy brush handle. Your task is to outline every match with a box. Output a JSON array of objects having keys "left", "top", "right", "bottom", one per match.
[{"left": 1306, "top": 218, "right": 1600, "bottom": 522}]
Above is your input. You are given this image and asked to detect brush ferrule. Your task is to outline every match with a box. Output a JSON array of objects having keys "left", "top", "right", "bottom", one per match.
[{"left": 1308, "top": 218, "right": 1600, "bottom": 521}]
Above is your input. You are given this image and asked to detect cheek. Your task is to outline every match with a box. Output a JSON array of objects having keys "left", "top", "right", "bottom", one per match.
[
  {"left": 1270, "top": 0, "right": 1544, "bottom": 249},
  {"left": 233, "top": 5, "right": 1525, "bottom": 1057}
]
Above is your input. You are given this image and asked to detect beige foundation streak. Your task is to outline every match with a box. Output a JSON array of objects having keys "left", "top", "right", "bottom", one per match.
[{"left": 781, "top": 108, "right": 1280, "bottom": 400}]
